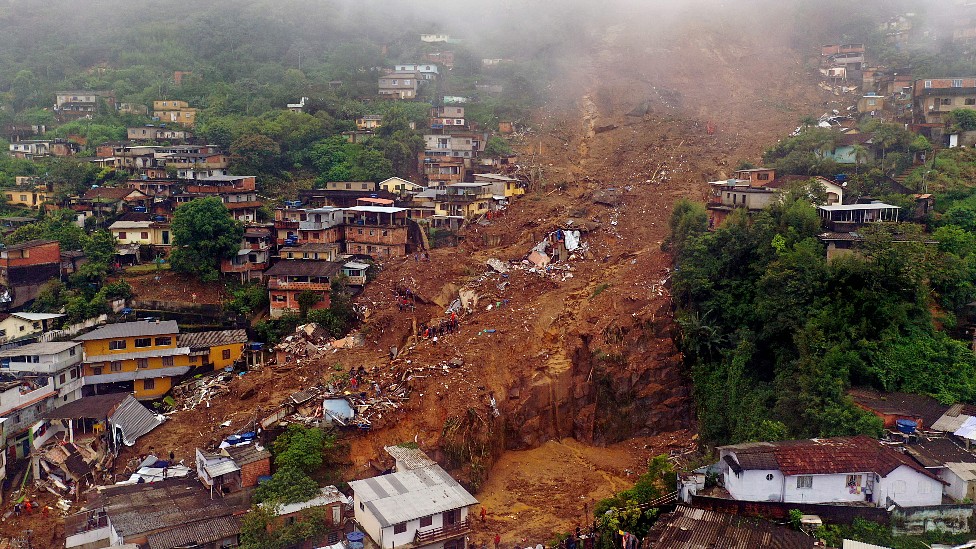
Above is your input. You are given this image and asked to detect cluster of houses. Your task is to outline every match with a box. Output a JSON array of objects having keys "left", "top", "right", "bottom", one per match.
[
  {"left": 64, "top": 444, "right": 479, "bottom": 549},
  {"left": 0, "top": 318, "right": 249, "bottom": 507},
  {"left": 0, "top": 104, "right": 524, "bottom": 319},
  {"left": 677, "top": 390, "right": 976, "bottom": 540}
]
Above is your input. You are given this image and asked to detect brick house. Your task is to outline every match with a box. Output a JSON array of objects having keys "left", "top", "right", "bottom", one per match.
[
  {"left": 0, "top": 240, "right": 62, "bottom": 309},
  {"left": 222, "top": 443, "right": 271, "bottom": 488},
  {"left": 265, "top": 260, "right": 342, "bottom": 319}
]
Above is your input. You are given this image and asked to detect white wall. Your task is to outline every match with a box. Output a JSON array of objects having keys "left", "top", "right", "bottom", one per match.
[
  {"left": 875, "top": 465, "right": 944, "bottom": 507},
  {"left": 942, "top": 468, "right": 971, "bottom": 502},
  {"left": 353, "top": 492, "right": 384, "bottom": 548},
  {"left": 783, "top": 473, "right": 870, "bottom": 504},
  {"left": 724, "top": 467, "right": 785, "bottom": 502}
]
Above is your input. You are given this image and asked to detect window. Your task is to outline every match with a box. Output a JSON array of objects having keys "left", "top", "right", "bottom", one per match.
[
  {"left": 222, "top": 349, "right": 231, "bottom": 360},
  {"left": 362, "top": 183, "right": 368, "bottom": 190},
  {"left": 766, "top": 474, "right": 774, "bottom": 481},
  {"left": 118, "top": 231, "right": 126, "bottom": 240},
  {"left": 382, "top": 230, "right": 389, "bottom": 237},
  {"left": 137, "top": 358, "right": 149, "bottom": 369},
  {"left": 796, "top": 476, "right": 813, "bottom": 489},
  {"left": 918, "top": 480, "right": 931, "bottom": 494},
  {"left": 93, "top": 367, "right": 102, "bottom": 375},
  {"left": 162, "top": 356, "right": 174, "bottom": 367},
  {"left": 924, "top": 80, "right": 933, "bottom": 88},
  {"left": 143, "top": 378, "right": 155, "bottom": 390},
  {"left": 69, "top": 347, "right": 76, "bottom": 356},
  {"left": 420, "top": 516, "right": 433, "bottom": 527},
  {"left": 155, "top": 337, "right": 172, "bottom": 346},
  {"left": 369, "top": 230, "right": 375, "bottom": 236},
  {"left": 967, "top": 98, "right": 976, "bottom": 106},
  {"left": 110, "top": 340, "right": 126, "bottom": 350},
  {"left": 273, "top": 295, "right": 287, "bottom": 303},
  {"left": 70, "top": 368, "right": 78, "bottom": 379},
  {"left": 393, "top": 523, "right": 407, "bottom": 534},
  {"left": 19, "top": 195, "right": 26, "bottom": 201},
  {"left": 111, "top": 361, "right": 122, "bottom": 372},
  {"left": 954, "top": 79, "right": 964, "bottom": 87},
  {"left": 59, "top": 374, "right": 66, "bottom": 384},
  {"left": 134, "top": 338, "right": 151, "bottom": 348},
  {"left": 942, "top": 98, "right": 953, "bottom": 106},
  {"left": 190, "top": 355, "right": 198, "bottom": 364},
  {"left": 846, "top": 474, "right": 862, "bottom": 487},
  {"left": 404, "top": 80, "right": 411, "bottom": 85}
]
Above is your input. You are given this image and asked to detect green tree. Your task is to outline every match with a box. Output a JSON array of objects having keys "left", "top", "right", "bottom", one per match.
[
  {"left": 296, "top": 290, "right": 322, "bottom": 319},
  {"left": 169, "top": 198, "right": 243, "bottom": 282},
  {"left": 483, "top": 136, "right": 513, "bottom": 158},
  {"left": 254, "top": 466, "right": 321, "bottom": 505},
  {"left": 272, "top": 424, "right": 332, "bottom": 473},
  {"left": 230, "top": 133, "right": 281, "bottom": 175}
]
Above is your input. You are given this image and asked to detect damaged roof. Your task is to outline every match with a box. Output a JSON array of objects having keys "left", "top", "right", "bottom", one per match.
[
  {"left": 905, "top": 437, "right": 976, "bottom": 468},
  {"left": 223, "top": 443, "right": 270, "bottom": 467},
  {"left": 112, "top": 394, "right": 166, "bottom": 446},
  {"left": 42, "top": 393, "right": 128, "bottom": 419},
  {"left": 848, "top": 389, "right": 949, "bottom": 429},
  {"left": 721, "top": 436, "right": 938, "bottom": 480},
  {"left": 644, "top": 506, "right": 817, "bottom": 549}
]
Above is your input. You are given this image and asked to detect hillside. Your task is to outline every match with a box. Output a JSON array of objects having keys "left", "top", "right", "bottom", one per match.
[{"left": 110, "top": 5, "right": 833, "bottom": 545}]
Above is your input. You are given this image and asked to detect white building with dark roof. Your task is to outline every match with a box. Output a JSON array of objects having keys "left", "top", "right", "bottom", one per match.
[{"left": 348, "top": 446, "right": 478, "bottom": 549}]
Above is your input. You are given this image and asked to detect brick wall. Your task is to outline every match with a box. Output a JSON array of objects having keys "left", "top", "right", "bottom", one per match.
[{"left": 241, "top": 458, "right": 270, "bottom": 488}]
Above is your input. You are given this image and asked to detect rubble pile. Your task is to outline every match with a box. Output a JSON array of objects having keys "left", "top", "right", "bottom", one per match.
[
  {"left": 170, "top": 371, "right": 236, "bottom": 411},
  {"left": 270, "top": 323, "right": 365, "bottom": 372}
]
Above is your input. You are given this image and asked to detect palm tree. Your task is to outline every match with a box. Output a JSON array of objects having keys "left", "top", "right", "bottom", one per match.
[{"left": 850, "top": 144, "right": 869, "bottom": 175}]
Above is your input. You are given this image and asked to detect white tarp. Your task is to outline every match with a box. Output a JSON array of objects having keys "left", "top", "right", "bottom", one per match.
[
  {"left": 564, "top": 230, "right": 581, "bottom": 252},
  {"left": 324, "top": 398, "right": 355, "bottom": 424}
]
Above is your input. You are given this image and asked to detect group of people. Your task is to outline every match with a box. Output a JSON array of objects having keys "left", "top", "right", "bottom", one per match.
[
  {"left": 13, "top": 499, "right": 41, "bottom": 517},
  {"left": 420, "top": 313, "right": 460, "bottom": 341}
]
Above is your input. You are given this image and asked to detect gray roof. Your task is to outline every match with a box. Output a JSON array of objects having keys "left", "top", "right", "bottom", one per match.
[
  {"left": 385, "top": 445, "right": 437, "bottom": 470},
  {"left": 177, "top": 330, "right": 248, "bottom": 350},
  {"left": 273, "top": 486, "right": 347, "bottom": 516},
  {"left": 42, "top": 393, "right": 129, "bottom": 419},
  {"left": 74, "top": 320, "right": 180, "bottom": 341},
  {"left": 204, "top": 457, "right": 240, "bottom": 478},
  {"left": 0, "top": 341, "right": 79, "bottom": 357},
  {"left": 349, "top": 453, "right": 477, "bottom": 527},
  {"left": 112, "top": 394, "right": 165, "bottom": 446},
  {"left": 146, "top": 515, "right": 241, "bottom": 549},
  {"left": 96, "top": 479, "right": 244, "bottom": 542}
]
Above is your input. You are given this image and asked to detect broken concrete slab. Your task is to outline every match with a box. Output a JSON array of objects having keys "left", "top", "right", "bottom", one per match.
[
  {"left": 486, "top": 258, "right": 510, "bottom": 274},
  {"left": 592, "top": 189, "right": 623, "bottom": 206},
  {"left": 528, "top": 250, "right": 551, "bottom": 268}
]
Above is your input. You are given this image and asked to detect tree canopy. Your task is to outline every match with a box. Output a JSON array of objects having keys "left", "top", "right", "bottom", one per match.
[{"left": 169, "top": 197, "right": 243, "bottom": 281}]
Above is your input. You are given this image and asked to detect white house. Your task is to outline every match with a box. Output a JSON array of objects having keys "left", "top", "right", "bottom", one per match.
[
  {"left": 0, "top": 312, "right": 64, "bottom": 344},
  {"left": 395, "top": 64, "right": 439, "bottom": 79},
  {"left": 719, "top": 436, "right": 944, "bottom": 507},
  {"left": 0, "top": 341, "right": 85, "bottom": 403},
  {"left": 348, "top": 446, "right": 478, "bottom": 549},
  {"left": 420, "top": 34, "right": 451, "bottom": 43}
]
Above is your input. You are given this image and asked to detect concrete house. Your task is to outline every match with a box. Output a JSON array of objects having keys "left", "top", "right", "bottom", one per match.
[
  {"left": 349, "top": 446, "right": 478, "bottom": 549},
  {"left": 0, "top": 341, "right": 85, "bottom": 404},
  {"left": 379, "top": 72, "right": 420, "bottom": 100},
  {"left": 719, "top": 436, "right": 944, "bottom": 507},
  {"left": 380, "top": 177, "right": 425, "bottom": 197},
  {"left": 395, "top": 64, "right": 439, "bottom": 79}
]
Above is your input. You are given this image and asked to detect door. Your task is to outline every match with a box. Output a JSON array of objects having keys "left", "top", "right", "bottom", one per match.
[
  {"left": 162, "top": 231, "right": 170, "bottom": 245},
  {"left": 443, "top": 509, "right": 459, "bottom": 526},
  {"left": 332, "top": 504, "right": 341, "bottom": 525}
]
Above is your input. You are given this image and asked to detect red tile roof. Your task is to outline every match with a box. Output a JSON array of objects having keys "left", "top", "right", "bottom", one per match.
[{"left": 725, "top": 436, "right": 941, "bottom": 480}]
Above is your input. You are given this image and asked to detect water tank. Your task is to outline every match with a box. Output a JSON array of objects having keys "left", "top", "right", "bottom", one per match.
[{"left": 895, "top": 419, "right": 917, "bottom": 434}]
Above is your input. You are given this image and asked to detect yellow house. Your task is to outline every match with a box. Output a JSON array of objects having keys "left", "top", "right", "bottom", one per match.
[
  {"left": 0, "top": 312, "right": 64, "bottom": 344},
  {"left": 109, "top": 220, "right": 172, "bottom": 246},
  {"left": 153, "top": 100, "right": 197, "bottom": 127},
  {"left": 75, "top": 320, "right": 190, "bottom": 399},
  {"left": 473, "top": 173, "right": 525, "bottom": 197},
  {"left": 434, "top": 182, "right": 492, "bottom": 219},
  {"left": 5, "top": 186, "right": 55, "bottom": 209},
  {"left": 178, "top": 329, "right": 248, "bottom": 370}
]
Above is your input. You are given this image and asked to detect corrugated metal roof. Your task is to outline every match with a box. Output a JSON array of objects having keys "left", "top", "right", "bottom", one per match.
[
  {"left": 204, "top": 457, "right": 240, "bottom": 478},
  {"left": 74, "top": 320, "right": 180, "bottom": 341},
  {"left": 349, "top": 459, "right": 478, "bottom": 527},
  {"left": 111, "top": 394, "right": 165, "bottom": 446},
  {"left": 645, "top": 505, "right": 816, "bottom": 549},
  {"left": 945, "top": 462, "right": 976, "bottom": 482},
  {"left": 11, "top": 312, "right": 64, "bottom": 321},
  {"left": 177, "top": 329, "right": 248, "bottom": 350},
  {"left": 385, "top": 445, "right": 437, "bottom": 471},
  {"left": 264, "top": 259, "right": 342, "bottom": 278},
  {"left": 904, "top": 438, "right": 976, "bottom": 468},
  {"left": 145, "top": 515, "right": 241, "bottom": 549},
  {"left": 271, "top": 486, "right": 348, "bottom": 516},
  {"left": 0, "top": 341, "right": 79, "bottom": 356}
]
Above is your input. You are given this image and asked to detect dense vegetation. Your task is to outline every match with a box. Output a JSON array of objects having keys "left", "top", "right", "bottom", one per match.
[{"left": 668, "top": 193, "right": 976, "bottom": 446}]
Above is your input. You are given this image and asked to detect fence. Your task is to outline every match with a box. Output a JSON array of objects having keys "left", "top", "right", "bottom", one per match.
[
  {"left": 40, "top": 314, "right": 108, "bottom": 342},
  {"left": 689, "top": 495, "right": 890, "bottom": 525}
]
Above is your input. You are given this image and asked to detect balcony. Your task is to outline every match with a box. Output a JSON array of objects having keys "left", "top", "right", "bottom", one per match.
[
  {"left": 221, "top": 261, "right": 268, "bottom": 274},
  {"left": 267, "top": 279, "right": 330, "bottom": 291},
  {"left": 414, "top": 519, "right": 471, "bottom": 546}
]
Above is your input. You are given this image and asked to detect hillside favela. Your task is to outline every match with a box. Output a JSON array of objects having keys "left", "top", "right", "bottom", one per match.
[{"left": 10, "top": 0, "right": 976, "bottom": 548}]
